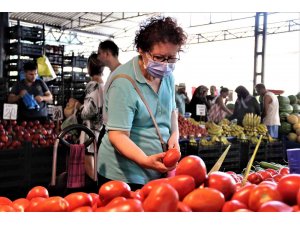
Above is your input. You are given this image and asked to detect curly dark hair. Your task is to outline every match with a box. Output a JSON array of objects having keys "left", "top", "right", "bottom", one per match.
[{"left": 134, "top": 16, "right": 187, "bottom": 52}]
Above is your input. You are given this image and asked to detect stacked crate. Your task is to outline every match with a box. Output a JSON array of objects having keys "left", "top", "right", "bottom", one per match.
[{"left": 4, "top": 24, "right": 44, "bottom": 88}]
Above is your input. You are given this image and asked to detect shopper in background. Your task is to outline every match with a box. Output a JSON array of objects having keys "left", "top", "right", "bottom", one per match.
[
  {"left": 98, "top": 39, "right": 121, "bottom": 73},
  {"left": 208, "top": 86, "right": 233, "bottom": 123},
  {"left": 229, "top": 85, "right": 261, "bottom": 126},
  {"left": 207, "top": 85, "right": 218, "bottom": 104},
  {"left": 8, "top": 61, "right": 53, "bottom": 122},
  {"left": 97, "top": 16, "right": 187, "bottom": 190},
  {"left": 188, "top": 85, "right": 210, "bottom": 122},
  {"left": 255, "top": 83, "right": 280, "bottom": 138},
  {"left": 175, "top": 83, "right": 189, "bottom": 115}
]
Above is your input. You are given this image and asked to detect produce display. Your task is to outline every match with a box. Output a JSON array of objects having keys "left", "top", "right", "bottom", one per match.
[
  {"left": 0, "top": 119, "right": 60, "bottom": 150},
  {"left": 0, "top": 155, "right": 299, "bottom": 212}
]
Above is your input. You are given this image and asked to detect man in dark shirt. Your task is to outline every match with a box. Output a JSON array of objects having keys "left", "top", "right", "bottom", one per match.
[{"left": 8, "top": 61, "right": 53, "bottom": 122}]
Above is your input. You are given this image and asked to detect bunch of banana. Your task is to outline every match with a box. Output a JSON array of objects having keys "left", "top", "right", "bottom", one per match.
[
  {"left": 206, "top": 121, "right": 223, "bottom": 136},
  {"left": 211, "top": 135, "right": 220, "bottom": 144},
  {"left": 242, "top": 113, "right": 261, "bottom": 130},
  {"left": 187, "top": 118, "right": 201, "bottom": 126},
  {"left": 220, "top": 124, "right": 231, "bottom": 136},
  {"left": 218, "top": 118, "right": 230, "bottom": 126},
  {"left": 200, "top": 138, "right": 214, "bottom": 146},
  {"left": 250, "top": 136, "right": 259, "bottom": 144},
  {"left": 238, "top": 132, "right": 248, "bottom": 142},
  {"left": 257, "top": 123, "right": 268, "bottom": 135},
  {"left": 220, "top": 136, "right": 231, "bottom": 145},
  {"left": 229, "top": 124, "right": 245, "bottom": 137}
]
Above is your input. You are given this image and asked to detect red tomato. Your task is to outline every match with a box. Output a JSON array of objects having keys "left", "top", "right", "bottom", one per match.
[
  {"left": 98, "top": 180, "right": 131, "bottom": 205},
  {"left": 129, "top": 190, "right": 144, "bottom": 202},
  {"left": 258, "top": 180, "right": 277, "bottom": 187},
  {"left": 167, "top": 175, "right": 196, "bottom": 200},
  {"left": 231, "top": 184, "right": 256, "bottom": 207},
  {"left": 0, "top": 205, "right": 15, "bottom": 212},
  {"left": 34, "top": 196, "right": 69, "bottom": 212},
  {"left": 221, "top": 200, "right": 247, "bottom": 212},
  {"left": 183, "top": 187, "right": 225, "bottom": 212},
  {"left": 298, "top": 189, "right": 300, "bottom": 207},
  {"left": 206, "top": 172, "right": 236, "bottom": 200},
  {"left": 258, "top": 170, "right": 272, "bottom": 180},
  {"left": 64, "top": 192, "right": 93, "bottom": 212},
  {"left": 72, "top": 206, "right": 93, "bottom": 212},
  {"left": 247, "top": 172, "right": 263, "bottom": 184},
  {"left": 265, "top": 168, "right": 277, "bottom": 176},
  {"left": 89, "top": 193, "right": 104, "bottom": 209},
  {"left": 279, "top": 167, "right": 289, "bottom": 175},
  {"left": 277, "top": 174, "right": 300, "bottom": 205},
  {"left": 163, "top": 148, "right": 181, "bottom": 167},
  {"left": 105, "top": 197, "right": 127, "bottom": 208},
  {"left": 25, "top": 197, "right": 46, "bottom": 212},
  {"left": 175, "top": 155, "right": 207, "bottom": 187},
  {"left": 103, "top": 199, "right": 143, "bottom": 212},
  {"left": 11, "top": 198, "right": 30, "bottom": 212},
  {"left": 140, "top": 178, "right": 168, "bottom": 199},
  {"left": 248, "top": 185, "right": 282, "bottom": 211},
  {"left": 143, "top": 183, "right": 179, "bottom": 212},
  {"left": 234, "top": 208, "right": 253, "bottom": 212},
  {"left": 26, "top": 186, "right": 49, "bottom": 200},
  {"left": 177, "top": 201, "right": 192, "bottom": 212},
  {"left": 0, "top": 197, "right": 12, "bottom": 205},
  {"left": 273, "top": 174, "right": 283, "bottom": 182},
  {"left": 293, "top": 205, "right": 300, "bottom": 212},
  {"left": 258, "top": 201, "right": 293, "bottom": 212}
]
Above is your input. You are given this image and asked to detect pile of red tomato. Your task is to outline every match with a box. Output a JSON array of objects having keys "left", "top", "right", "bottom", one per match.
[{"left": 0, "top": 155, "right": 300, "bottom": 212}]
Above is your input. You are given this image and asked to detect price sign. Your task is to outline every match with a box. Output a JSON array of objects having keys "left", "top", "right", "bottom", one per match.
[
  {"left": 52, "top": 106, "right": 63, "bottom": 121},
  {"left": 3, "top": 104, "right": 18, "bottom": 120},
  {"left": 196, "top": 104, "right": 206, "bottom": 116}
]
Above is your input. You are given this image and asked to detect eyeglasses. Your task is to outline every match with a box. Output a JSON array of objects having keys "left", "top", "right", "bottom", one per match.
[{"left": 147, "top": 51, "right": 180, "bottom": 63}]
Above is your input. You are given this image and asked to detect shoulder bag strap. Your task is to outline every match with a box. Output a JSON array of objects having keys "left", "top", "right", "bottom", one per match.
[{"left": 107, "top": 74, "right": 167, "bottom": 151}]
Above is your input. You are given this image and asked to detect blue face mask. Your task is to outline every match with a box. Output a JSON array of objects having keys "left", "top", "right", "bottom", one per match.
[{"left": 144, "top": 57, "right": 176, "bottom": 79}]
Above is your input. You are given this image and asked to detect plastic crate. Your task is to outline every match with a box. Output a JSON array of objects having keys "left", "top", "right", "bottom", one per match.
[
  {"left": 219, "top": 143, "right": 241, "bottom": 173},
  {"left": 198, "top": 143, "right": 222, "bottom": 170},
  {"left": 64, "top": 56, "right": 87, "bottom": 68},
  {"left": 7, "top": 42, "right": 43, "bottom": 57},
  {"left": 266, "top": 141, "right": 285, "bottom": 164},
  {"left": 29, "top": 146, "right": 67, "bottom": 187},
  {"left": 7, "top": 25, "right": 44, "bottom": 42},
  {"left": 249, "top": 142, "right": 267, "bottom": 162},
  {"left": 71, "top": 72, "right": 87, "bottom": 83},
  {"left": 5, "top": 59, "right": 32, "bottom": 71}
]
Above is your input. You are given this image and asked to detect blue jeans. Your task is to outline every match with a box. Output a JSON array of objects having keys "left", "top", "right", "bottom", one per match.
[{"left": 267, "top": 125, "right": 279, "bottom": 138}]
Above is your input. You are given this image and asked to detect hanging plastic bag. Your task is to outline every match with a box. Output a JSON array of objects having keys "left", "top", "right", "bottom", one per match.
[
  {"left": 22, "top": 93, "right": 40, "bottom": 110},
  {"left": 37, "top": 55, "right": 57, "bottom": 79}
]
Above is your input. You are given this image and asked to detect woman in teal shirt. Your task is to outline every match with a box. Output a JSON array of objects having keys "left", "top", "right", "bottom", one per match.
[{"left": 97, "top": 16, "right": 187, "bottom": 190}]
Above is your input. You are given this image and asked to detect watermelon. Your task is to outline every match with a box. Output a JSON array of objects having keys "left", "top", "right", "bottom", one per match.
[
  {"left": 279, "top": 104, "right": 293, "bottom": 114},
  {"left": 278, "top": 96, "right": 290, "bottom": 105},
  {"left": 279, "top": 112, "right": 290, "bottom": 122},
  {"left": 226, "top": 103, "right": 235, "bottom": 111},
  {"left": 296, "top": 92, "right": 300, "bottom": 100},
  {"left": 288, "top": 95, "right": 297, "bottom": 104},
  {"left": 279, "top": 122, "right": 292, "bottom": 134},
  {"left": 292, "top": 104, "right": 300, "bottom": 114}
]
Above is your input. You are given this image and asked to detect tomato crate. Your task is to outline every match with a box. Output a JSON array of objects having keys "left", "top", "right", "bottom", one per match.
[
  {"left": 7, "top": 42, "right": 43, "bottom": 57},
  {"left": 29, "top": 145, "right": 67, "bottom": 187},
  {"left": 198, "top": 144, "right": 222, "bottom": 170},
  {"left": 266, "top": 141, "right": 285, "bottom": 164}
]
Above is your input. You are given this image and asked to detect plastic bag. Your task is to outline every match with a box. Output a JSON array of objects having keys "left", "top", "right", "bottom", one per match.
[
  {"left": 37, "top": 55, "right": 57, "bottom": 79},
  {"left": 22, "top": 93, "right": 40, "bottom": 110}
]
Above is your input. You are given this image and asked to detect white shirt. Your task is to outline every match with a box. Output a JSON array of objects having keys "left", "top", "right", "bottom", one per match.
[{"left": 263, "top": 91, "right": 281, "bottom": 126}]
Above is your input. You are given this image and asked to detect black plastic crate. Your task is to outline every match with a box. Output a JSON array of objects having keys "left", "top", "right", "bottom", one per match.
[
  {"left": 29, "top": 146, "right": 67, "bottom": 187},
  {"left": 249, "top": 142, "right": 267, "bottom": 162},
  {"left": 7, "top": 25, "right": 44, "bottom": 42},
  {"left": 7, "top": 42, "right": 43, "bottom": 57},
  {"left": 5, "top": 59, "right": 32, "bottom": 71},
  {"left": 64, "top": 56, "right": 87, "bottom": 68},
  {"left": 266, "top": 141, "right": 285, "bottom": 164},
  {"left": 47, "top": 54, "right": 63, "bottom": 65},
  {"left": 48, "top": 85, "right": 60, "bottom": 95},
  {"left": 71, "top": 72, "right": 87, "bottom": 83}
]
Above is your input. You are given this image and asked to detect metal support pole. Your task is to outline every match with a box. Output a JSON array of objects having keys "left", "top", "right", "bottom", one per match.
[
  {"left": 0, "top": 12, "right": 9, "bottom": 78},
  {"left": 253, "top": 12, "right": 267, "bottom": 95}
]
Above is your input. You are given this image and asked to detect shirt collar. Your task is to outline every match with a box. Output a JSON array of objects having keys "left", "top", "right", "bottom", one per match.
[{"left": 133, "top": 55, "right": 147, "bottom": 84}]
